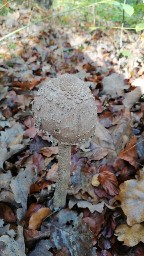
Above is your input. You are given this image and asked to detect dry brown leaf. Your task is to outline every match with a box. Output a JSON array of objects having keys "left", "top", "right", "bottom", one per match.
[
  {"left": 98, "top": 165, "right": 119, "bottom": 196},
  {"left": 30, "top": 183, "right": 41, "bottom": 194},
  {"left": 24, "top": 127, "right": 37, "bottom": 139},
  {"left": 123, "top": 87, "right": 142, "bottom": 109},
  {"left": 119, "top": 136, "right": 138, "bottom": 168},
  {"left": 115, "top": 223, "right": 144, "bottom": 246},
  {"left": 26, "top": 203, "right": 42, "bottom": 219},
  {"left": 40, "top": 147, "right": 59, "bottom": 157},
  {"left": 116, "top": 169, "right": 144, "bottom": 225},
  {"left": 28, "top": 207, "right": 51, "bottom": 230},
  {"left": 0, "top": 203, "right": 16, "bottom": 222},
  {"left": 46, "top": 163, "right": 58, "bottom": 182},
  {"left": 12, "top": 80, "right": 40, "bottom": 90}
]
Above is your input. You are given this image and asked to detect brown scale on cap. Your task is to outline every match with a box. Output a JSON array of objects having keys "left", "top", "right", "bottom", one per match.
[{"left": 33, "top": 74, "right": 97, "bottom": 209}]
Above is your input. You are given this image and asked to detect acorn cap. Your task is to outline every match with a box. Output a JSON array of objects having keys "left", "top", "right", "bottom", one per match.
[{"left": 33, "top": 74, "right": 97, "bottom": 145}]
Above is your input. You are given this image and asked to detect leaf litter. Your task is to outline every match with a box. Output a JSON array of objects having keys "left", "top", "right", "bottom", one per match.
[{"left": 0, "top": 1, "right": 144, "bottom": 255}]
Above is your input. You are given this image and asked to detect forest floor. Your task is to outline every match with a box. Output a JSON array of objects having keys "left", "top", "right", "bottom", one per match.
[{"left": 0, "top": 2, "right": 144, "bottom": 256}]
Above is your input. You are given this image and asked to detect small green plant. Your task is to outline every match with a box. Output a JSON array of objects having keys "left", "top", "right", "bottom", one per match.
[
  {"left": 54, "top": 0, "right": 144, "bottom": 31},
  {"left": 0, "top": 6, "right": 9, "bottom": 15},
  {"left": 8, "top": 42, "right": 16, "bottom": 50}
]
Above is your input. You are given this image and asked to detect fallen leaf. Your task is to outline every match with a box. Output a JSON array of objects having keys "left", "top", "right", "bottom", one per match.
[
  {"left": 28, "top": 239, "right": 53, "bottom": 256},
  {"left": 115, "top": 169, "right": 144, "bottom": 225},
  {"left": 102, "top": 73, "right": 128, "bottom": 98},
  {"left": 113, "top": 158, "right": 136, "bottom": 183},
  {"left": 0, "top": 203, "right": 16, "bottom": 222},
  {"left": 119, "top": 136, "right": 138, "bottom": 168},
  {"left": 0, "top": 122, "right": 25, "bottom": 168},
  {"left": 40, "top": 146, "right": 59, "bottom": 157},
  {"left": 30, "top": 183, "right": 41, "bottom": 194},
  {"left": 83, "top": 211, "right": 105, "bottom": 236},
  {"left": 94, "top": 187, "right": 110, "bottom": 199},
  {"left": 26, "top": 203, "right": 42, "bottom": 219},
  {"left": 24, "top": 127, "right": 37, "bottom": 138},
  {"left": 83, "top": 63, "right": 96, "bottom": 72},
  {"left": 81, "top": 143, "right": 109, "bottom": 161},
  {"left": 0, "top": 190, "right": 15, "bottom": 205},
  {"left": 24, "top": 116, "right": 35, "bottom": 128},
  {"left": 43, "top": 209, "right": 93, "bottom": 256},
  {"left": 46, "top": 163, "right": 58, "bottom": 182},
  {"left": 24, "top": 229, "right": 49, "bottom": 243},
  {"left": 32, "top": 153, "right": 45, "bottom": 173},
  {"left": 99, "top": 111, "right": 114, "bottom": 128},
  {"left": 0, "top": 222, "right": 14, "bottom": 236},
  {"left": 93, "top": 121, "right": 115, "bottom": 155},
  {"left": 115, "top": 223, "right": 144, "bottom": 246},
  {"left": 0, "top": 225, "right": 26, "bottom": 256},
  {"left": 109, "top": 111, "right": 133, "bottom": 154},
  {"left": 28, "top": 207, "right": 51, "bottom": 230},
  {"left": 69, "top": 198, "right": 104, "bottom": 213},
  {"left": 123, "top": 87, "right": 141, "bottom": 108},
  {"left": 30, "top": 135, "right": 51, "bottom": 153},
  {"left": 12, "top": 80, "right": 40, "bottom": 90},
  {"left": 0, "top": 144, "right": 24, "bottom": 169},
  {"left": 98, "top": 165, "right": 119, "bottom": 196},
  {"left": 10, "top": 167, "right": 36, "bottom": 220}
]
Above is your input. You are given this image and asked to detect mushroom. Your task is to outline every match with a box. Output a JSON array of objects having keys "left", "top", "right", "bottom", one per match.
[{"left": 33, "top": 74, "right": 97, "bottom": 209}]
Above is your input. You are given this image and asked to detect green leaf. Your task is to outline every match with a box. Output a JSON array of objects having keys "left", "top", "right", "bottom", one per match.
[
  {"left": 113, "top": 1, "right": 134, "bottom": 16},
  {"left": 135, "top": 23, "right": 144, "bottom": 32},
  {"left": 120, "top": 49, "right": 132, "bottom": 58},
  {"left": 122, "top": 4, "right": 134, "bottom": 16}
]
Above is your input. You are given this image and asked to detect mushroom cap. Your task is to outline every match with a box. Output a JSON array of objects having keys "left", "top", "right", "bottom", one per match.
[{"left": 33, "top": 74, "right": 97, "bottom": 145}]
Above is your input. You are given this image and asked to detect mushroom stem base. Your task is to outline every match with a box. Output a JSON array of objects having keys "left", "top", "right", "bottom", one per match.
[{"left": 53, "top": 144, "right": 71, "bottom": 209}]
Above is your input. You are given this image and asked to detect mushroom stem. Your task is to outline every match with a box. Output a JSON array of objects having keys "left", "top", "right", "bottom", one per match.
[{"left": 53, "top": 143, "right": 71, "bottom": 209}]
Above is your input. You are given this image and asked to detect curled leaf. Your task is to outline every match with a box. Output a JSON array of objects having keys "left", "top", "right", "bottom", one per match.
[{"left": 28, "top": 207, "right": 51, "bottom": 230}]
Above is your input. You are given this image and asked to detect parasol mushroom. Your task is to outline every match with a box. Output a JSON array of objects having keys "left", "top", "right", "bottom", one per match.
[{"left": 33, "top": 74, "right": 97, "bottom": 209}]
